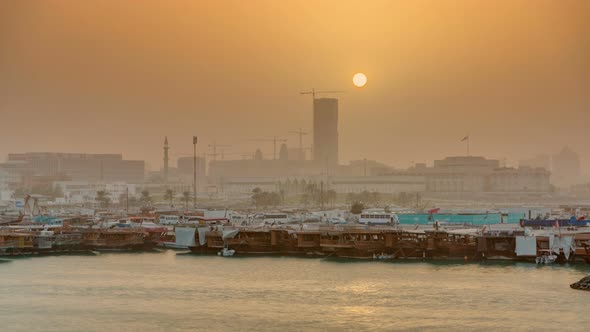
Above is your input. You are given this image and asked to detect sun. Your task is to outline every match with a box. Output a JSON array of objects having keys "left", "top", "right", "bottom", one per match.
[{"left": 353, "top": 73, "right": 367, "bottom": 87}]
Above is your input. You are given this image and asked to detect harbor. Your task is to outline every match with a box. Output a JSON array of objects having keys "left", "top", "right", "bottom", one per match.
[
  {"left": 3, "top": 207, "right": 590, "bottom": 267},
  {"left": 2, "top": 1, "right": 589, "bottom": 330}
]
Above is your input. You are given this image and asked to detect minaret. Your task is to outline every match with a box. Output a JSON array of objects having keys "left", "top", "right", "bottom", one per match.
[{"left": 163, "top": 136, "right": 169, "bottom": 182}]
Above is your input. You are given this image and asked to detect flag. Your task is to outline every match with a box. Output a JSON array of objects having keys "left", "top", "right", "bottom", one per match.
[
  {"left": 460, "top": 135, "right": 469, "bottom": 142},
  {"left": 428, "top": 208, "right": 440, "bottom": 214},
  {"left": 193, "top": 136, "right": 198, "bottom": 144},
  {"left": 554, "top": 220, "right": 559, "bottom": 228}
]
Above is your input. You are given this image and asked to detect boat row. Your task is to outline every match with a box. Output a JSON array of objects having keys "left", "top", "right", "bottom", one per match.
[
  {"left": 3, "top": 208, "right": 590, "bottom": 264},
  {"left": 0, "top": 224, "right": 166, "bottom": 255},
  {"left": 174, "top": 222, "right": 590, "bottom": 263}
]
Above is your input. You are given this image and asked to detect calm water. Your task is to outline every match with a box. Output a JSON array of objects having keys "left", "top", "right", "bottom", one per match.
[{"left": 1, "top": 251, "right": 589, "bottom": 331}]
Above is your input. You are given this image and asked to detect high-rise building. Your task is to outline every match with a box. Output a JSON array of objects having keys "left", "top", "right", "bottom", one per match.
[
  {"left": 313, "top": 98, "right": 339, "bottom": 167},
  {"left": 279, "top": 143, "right": 288, "bottom": 161}
]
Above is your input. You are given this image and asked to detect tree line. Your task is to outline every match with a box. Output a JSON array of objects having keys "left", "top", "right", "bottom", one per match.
[
  {"left": 251, "top": 188, "right": 283, "bottom": 208},
  {"left": 93, "top": 188, "right": 194, "bottom": 209}
]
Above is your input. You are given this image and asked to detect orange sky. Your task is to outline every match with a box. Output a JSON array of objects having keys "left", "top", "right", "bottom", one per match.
[{"left": 1, "top": 0, "right": 589, "bottom": 171}]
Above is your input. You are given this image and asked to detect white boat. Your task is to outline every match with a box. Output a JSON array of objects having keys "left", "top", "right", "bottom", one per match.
[
  {"left": 252, "top": 213, "right": 290, "bottom": 224},
  {"left": 218, "top": 247, "right": 235, "bottom": 257},
  {"left": 359, "top": 211, "right": 399, "bottom": 225},
  {"left": 160, "top": 241, "right": 188, "bottom": 249},
  {"left": 329, "top": 217, "right": 347, "bottom": 224},
  {"left": 536, "top": 250, "right": 558, "bottom": 264},
  {"left": 159, "top": 215, "right": 180, "bottom": 225},
  {"left": 373, "top": 252, "right": 394, "bottom": 260}
]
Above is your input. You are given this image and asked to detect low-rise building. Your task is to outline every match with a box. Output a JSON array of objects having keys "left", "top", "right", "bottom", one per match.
[
  {"left": 328, "top": 174, "right": 425, "bottom": 194},
  {"left": 7, "top": 153, "right": 145, "bottom": 183},
  {"left": 489, "top": 167, "right": 551, "bottom": 192},
  {"left": 215, "top": 173, "right": 425, "bottom": 196},
  {"left": 413, "top": 156, "right": 551, "bottom": 193},
  {"left": 53, "top": 181, "right": 138, "bottom": 204}
]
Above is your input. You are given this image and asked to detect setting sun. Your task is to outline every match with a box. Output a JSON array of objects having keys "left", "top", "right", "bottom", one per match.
[{"left": 353, "top": 73, "right": 367, "bottom": 87}]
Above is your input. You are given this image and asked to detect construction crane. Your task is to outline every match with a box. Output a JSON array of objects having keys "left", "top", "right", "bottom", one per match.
[
  {"left": 289, "top": 128, "right": 308, "bottom": 152},
  {"left": 300, "top": 88, "right": 345, "bottom": 99},
  {"left": 208, "top": 149, "right": 234, "bottom": 161},
  {"left": 224, "top": 151, "right": 273, "bottom": 160},
  {"left": 208, "top": 150, "right": 246, "bottom": 161},
  {"left": 208, "top": 142, "right": 232, "bottom": 162},
  {"left": 250, "top": 136, "right": 287, "bottom": 160}
]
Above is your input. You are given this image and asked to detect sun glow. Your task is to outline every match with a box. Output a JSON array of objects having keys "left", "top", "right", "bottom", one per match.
[{"left": 353, "top": 73, "right": 367, "bottom": 87}]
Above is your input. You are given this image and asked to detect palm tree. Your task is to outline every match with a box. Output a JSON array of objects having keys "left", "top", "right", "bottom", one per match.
[
  {"left": 96, "top": 190, "right": 111, "bottom": 209},
  {"left": 303, "top": 183, "right": 318, "bottom": 207},
  {"left": 164, "top": 189, "right": 175, "bottom": 207},
  {"left": 140, "top": 190, "right": 152, "bottom": 207},
  {"left": 181, "top": 191, "right": 191, "bottom": 209},
  {"left": 252, "top": 188, "right": 262, "bottom": 209},
  {"left": 350, "top": 201, "right": 365, "bottom": 214},
  {"left": 128, "top": 196, "right": 138, "bottom": 208}
]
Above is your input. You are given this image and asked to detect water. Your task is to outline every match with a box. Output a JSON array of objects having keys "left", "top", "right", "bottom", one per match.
[{"left": 1, "top": 251, "right": 589, "bottom": 331}]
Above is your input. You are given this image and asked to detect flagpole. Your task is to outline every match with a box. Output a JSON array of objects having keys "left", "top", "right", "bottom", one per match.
[{"left": 460, "top": 134, "right": 470, "bottom": 156}]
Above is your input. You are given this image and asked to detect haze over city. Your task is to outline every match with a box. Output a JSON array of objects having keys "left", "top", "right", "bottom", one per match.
[
  {"left": 5, "top": 2, "right": 590, "bottom": 331},
  {"left": 1, "top": 0, "right": 589, "bottom": 172}
]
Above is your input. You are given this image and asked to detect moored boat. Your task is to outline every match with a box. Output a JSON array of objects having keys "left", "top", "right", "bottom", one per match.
[{"left": 81, "top": 229, "right": 151, "bottom": 251}]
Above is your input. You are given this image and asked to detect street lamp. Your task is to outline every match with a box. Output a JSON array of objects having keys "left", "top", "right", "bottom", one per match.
[{"left": 193, "top": 136, "right": 198, "bottom": 209}]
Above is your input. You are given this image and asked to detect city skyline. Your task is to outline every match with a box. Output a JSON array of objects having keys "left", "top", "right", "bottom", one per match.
[
  {"left": 1, "top": 0, "right": 589, "bottom": 171},
  {"left": 2, "top": 3, "right": 590, "bottom": 330}
]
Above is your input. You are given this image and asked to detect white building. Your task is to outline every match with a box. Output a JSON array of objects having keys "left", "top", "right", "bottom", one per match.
[
  {"left": 0, "top": 169, "right": 15, "bottom": 201},
  {"left": 328, "top": 175, "right": 425, "bottom": 194},
  {"left": 53, "top": 181, "right": 138, "bottom": 204},
  {"left": 217, "top": 174, "right": 425, "bottom": 196},
  {"left": 418, "top": 156, "right": 551, "bottom": 193}
]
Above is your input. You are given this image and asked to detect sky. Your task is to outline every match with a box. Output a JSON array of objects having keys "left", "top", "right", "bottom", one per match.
[{"left": 1, "top": 0, "right": 589, "bottom": 172}]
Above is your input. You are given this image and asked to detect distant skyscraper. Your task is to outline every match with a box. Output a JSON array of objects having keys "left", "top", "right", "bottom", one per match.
[
  {"left": 279, "top": 143, "right": 288, "bottom": 161},
  {"left": 313, "top": 98, "right": 339, "bottom": 167},
  {"left": 254, "top": 149, "right": 263, "bottom": 161}
]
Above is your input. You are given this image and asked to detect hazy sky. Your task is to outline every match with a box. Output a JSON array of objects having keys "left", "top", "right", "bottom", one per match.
[{"left": 1, "top": 0, "right": 589, "bottom": 171}]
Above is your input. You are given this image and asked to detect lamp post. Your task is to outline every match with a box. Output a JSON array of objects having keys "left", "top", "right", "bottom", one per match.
[{"left": 193, "top": 136, "right": 198, "bottom": 209}]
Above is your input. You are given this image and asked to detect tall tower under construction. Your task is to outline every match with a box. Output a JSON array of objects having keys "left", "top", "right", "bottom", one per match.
[
  {"left": 163, "top": 136, "right": 169, "bottom": 182},
  {"left": 313, "top": 98, "right": 339, "bottom": 168}
]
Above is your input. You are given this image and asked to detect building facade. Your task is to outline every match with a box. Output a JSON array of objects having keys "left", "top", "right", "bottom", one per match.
[
  {"left": 53, "top": 181, "right": 138, "bottom": 204},
  {"left": 419, "top": 156, "right": 550, "bottom": 192},
  {"left": 552, "top": 147, "right": 581, "bottom": 188},
  {"left": 215, "top": 174, "right": 425, "bottom": 196},
  {"left": 489, "top": 167, "right": 551, "bottom": 192},
  {"left": 313, "top": 98, "right": 339, "bottom": 168},
  {"left": 177, "top": 156, "right": 206, "bottom": 179},
  {"left": 7, "top": 153, "right": 145, "bottom": 183}
]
